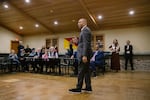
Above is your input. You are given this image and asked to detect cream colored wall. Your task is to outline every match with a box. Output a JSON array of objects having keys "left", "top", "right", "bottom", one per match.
[
  {"left": 23, "top": 34, "right": 47, "bottom": 49},
  {"left": 94, "top": 26, "right": 150, "bottom": 54},
  {"left": 0, "top": 27, "right": 22, "bottom": 53},
  {"left": 23, "top": 32, "right": 79, "bottom": 54},
  {"left": 1, "top": 25, "right": 149, "bottom": 54},
  {"left": 23, "top": 26, "right": 150, "bottom": 55}
]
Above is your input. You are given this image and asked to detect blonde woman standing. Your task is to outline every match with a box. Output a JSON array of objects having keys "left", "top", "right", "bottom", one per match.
[{"left": 109, "top": 39, "right": 120, "bottom": 72}]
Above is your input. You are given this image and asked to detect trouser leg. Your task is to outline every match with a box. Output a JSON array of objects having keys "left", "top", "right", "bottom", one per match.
[
  {"left": 76, "top": 62, "right": 91, "bottom": 89},
  {"left": 76, "top": 63, "right": 84, "bottom": 89},
  {"left": 84, "top": 64, "right": 92, "bottom": 89},
  {"left": 129, "top": 57, "right": 134, "bottom": 70},
  {"left": 125, "top": 57, "right": 128, "bottom": 70}
]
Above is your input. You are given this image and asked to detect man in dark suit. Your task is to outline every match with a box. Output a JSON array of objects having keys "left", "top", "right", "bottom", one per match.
[
  {"left": 124, "top": 40, "right": 134, "bottom": 70},
  {"left": 90, "top": 44, "right": 104, "bottom": 77},
  {"left": 17, "top": 41, "right": 24, "bottom": 58},
  {"left": 69, "top": 18, "right": 93, "bottom": 93}
]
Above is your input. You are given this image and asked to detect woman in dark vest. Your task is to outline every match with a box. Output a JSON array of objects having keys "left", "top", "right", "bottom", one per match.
[{"left": 109, "top": 39, "right": 120, "bottom": 72}]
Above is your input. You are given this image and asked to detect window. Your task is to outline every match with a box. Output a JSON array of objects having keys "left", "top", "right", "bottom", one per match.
[
  {"left": 91, "top": 35, "right": 104, "bottom": 51},
  {"left": 46, "top": 38, "right": 58, "bottom": 49}
]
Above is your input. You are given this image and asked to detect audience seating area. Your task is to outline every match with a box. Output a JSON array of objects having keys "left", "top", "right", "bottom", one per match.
[{"left": 0, "top": 53, "right": 110, "bottom": 76}]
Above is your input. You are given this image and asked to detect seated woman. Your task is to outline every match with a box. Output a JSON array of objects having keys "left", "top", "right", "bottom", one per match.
[
  {"left": 42, "top": 49, "right": 49, "bottom": 60},
  {"left": 42, "top": 49, "right": 49, "bottom": 73},
  {"left": 48, "top": 46, "right": 59, "bottom": 73},
  {"left": 48, "top": 46, "right": 58, "bottom": 58},
  {"left": 9, "top": 49, "right": 20, "bottom": 71},
  {"left": 90, "top": 44, "right": 104, "bottom": 77}
]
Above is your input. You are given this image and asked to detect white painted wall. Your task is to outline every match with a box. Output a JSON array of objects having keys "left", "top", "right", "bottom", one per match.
[
  {"left": 94, "top": 26, "right": 150, "bottom": 54},
  {"left": 23, "top": 26, "right": 150, "bottom": 55},
  {"left": 23, "top": 32, "right": 79, "bottom": 54},
  {"left": 0, "top": 26, "right": 149, "bottom": 54},
  {"left": 0, "top": 26, "right": 22, "bottom": 53},
  {"left": 23, "top": 33, "right": 47, "bottom": 49}
]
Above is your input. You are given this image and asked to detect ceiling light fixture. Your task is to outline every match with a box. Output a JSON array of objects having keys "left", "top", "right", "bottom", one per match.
[
  {"left": 25, "top": 0, "right": 30, "bottom": 3},
  {"left": 98, "top": 15, "right": 103, "bottom": 19},
  {"left": 54, "top": 21, "right": 58, "bottom": 25},
  {"left": 3, "top": 4, "right": 9, "bottom": 8},
  {"left": 129, "top": 10, "right": 135, "bottom": 15},
  {"left": 50, "top": 10, "right": 54, "bottom": 13},
  {"left": 72, "top": 20, "right": 75, "bottom": 22},
  {"left": 35, "top": 24, "right": 39, "bottom": 28},
  {"left": 19, "top": 26, "right": 23, "bottom": 30}
]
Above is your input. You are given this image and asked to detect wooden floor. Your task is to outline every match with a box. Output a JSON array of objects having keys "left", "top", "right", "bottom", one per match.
[{"left": 0, "top": 71, "right": 150, "bottom": 100}]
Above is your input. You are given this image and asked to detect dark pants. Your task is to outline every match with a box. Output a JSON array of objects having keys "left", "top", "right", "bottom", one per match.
[
  {"left": 20, "top": 59, "right": 25, "bottom": 71},
  {"left": 125, "top": 54, "right": 134, "bottom": 70},
  {"left": 76, "top": 61, "right": 91, "bottom": 89},
  {"left": 90, "top": 61, "right": 96, "bottom": 71},
  {"left": 73, "top": 60, "right": 78, "bottom": 75}
]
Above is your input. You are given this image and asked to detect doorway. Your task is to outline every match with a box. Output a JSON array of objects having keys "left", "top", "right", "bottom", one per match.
[{"left": 11, "top": 41, "right": 19, "bottom": 53}]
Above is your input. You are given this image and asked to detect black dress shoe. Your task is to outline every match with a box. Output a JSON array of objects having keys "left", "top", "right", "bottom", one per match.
[
  {"left": 93, "top": 72, "right": 97, "bottom": 77},
  {"left": 131, "top": 68, "right": 134, "bottom": 70},
  {"left": 82, "top": 88, "right": 92, "bottom": 93},
  {"left": 69, "top": 88, "right": 81, "bottom": 94}
]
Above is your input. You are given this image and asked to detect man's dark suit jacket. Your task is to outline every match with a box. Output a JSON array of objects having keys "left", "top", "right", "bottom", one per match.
[
  {"left": 124, "top": 45, "right": 133, "bottom": 56},
  {"left": 94, "top": 51, "right": 105, "bottom": 65},
  {"left": 77, "top": 26, "right": 92, "bottom": 62}
]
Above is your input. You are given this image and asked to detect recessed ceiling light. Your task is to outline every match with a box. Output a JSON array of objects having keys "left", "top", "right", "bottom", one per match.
[
  {"left": 54, "top": 21, "right": 58, "bottom": 25},
  {"left": 72, "top": 20, "right": 75, "bottom": 22},
  {"left": 3, "top": 4, "right": 9, "bottom": 8},
  {"left": 50, "top": 10, "right": 54, "bottom": 13},
  {"left": 129, "top": 10, "right": 135, "bottom": 15},
  {"left": 19, "top": 26, "right": 23, "bottom": 30},
  {"left": 98, "top": 15, "right": 103, "bottom": 19},
  {"left": 25, "top": 0, "right": 30, "bottom": 3},
  {"left": 35, "top": 24, "right": 39, "bottom": 28}
]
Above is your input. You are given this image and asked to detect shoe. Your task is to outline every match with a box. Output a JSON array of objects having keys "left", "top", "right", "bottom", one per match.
[
  {"left": 70, "top": 74, "right": 77, "bottom": 77},
  {"left": 93, "top": 72, "right": 97, "bottom": 77},
  {"left": 131, "top": 69, "right": 134, "bottom": 72},
  {"left": 69, "top": 88, "right": 81, "bottom": 94},
  {"left": 91, "top": 71, "right": 96, "bottom": 77},
  {"left": 82, "top": 88, "right": 92, "bottom": 93},
  {"left": 131, "top": 68, "right": 134, "bottom": 70}
]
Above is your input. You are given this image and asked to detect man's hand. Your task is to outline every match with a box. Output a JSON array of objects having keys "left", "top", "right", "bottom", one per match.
[{"left": 82, "top": 56, "right": 87, "bottom": 63}]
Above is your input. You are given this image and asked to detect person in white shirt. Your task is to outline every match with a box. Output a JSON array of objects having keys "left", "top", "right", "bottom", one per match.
[
  {"left": 124, "top": 40, "right": 134, "bottom": 70},
  {"left": 9, "top": 49, "right": 20, "bottom": 71},
  {"left": 48, "top": 46, "right": 58, "bottom": 58}
]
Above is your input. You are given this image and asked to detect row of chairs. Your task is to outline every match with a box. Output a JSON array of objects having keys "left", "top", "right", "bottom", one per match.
[
  {"left": 0, "top": 57, "right": 76, "bottom": 75},
  {"left": 0, "top": 55, "right": 110, "bottom": 76},
  {"left": 0, "top": 57, "right": 17, "bottom": 72}
]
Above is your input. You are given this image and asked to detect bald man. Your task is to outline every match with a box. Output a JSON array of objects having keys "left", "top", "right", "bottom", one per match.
[{"left": 69, "top": 18, "right": 93, "bottom": 93}]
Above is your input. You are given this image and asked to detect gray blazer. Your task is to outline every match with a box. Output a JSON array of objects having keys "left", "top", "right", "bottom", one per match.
[{"left": 77, "top": 26, "right": 93, "bottom": 62}]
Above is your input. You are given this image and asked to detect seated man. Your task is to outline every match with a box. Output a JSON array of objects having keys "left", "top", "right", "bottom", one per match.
[
  {"left": 29, "top": 48, "right": 36, "bottom": 57},
  {"left": 8, "top": 49, "right": 20, "bottom": 71},
  {"left": 19, "top": 49, "right": 29, "bottom": 72},
  {"left": 90, "top": 44, "right": 104, "bottom": 77}
]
